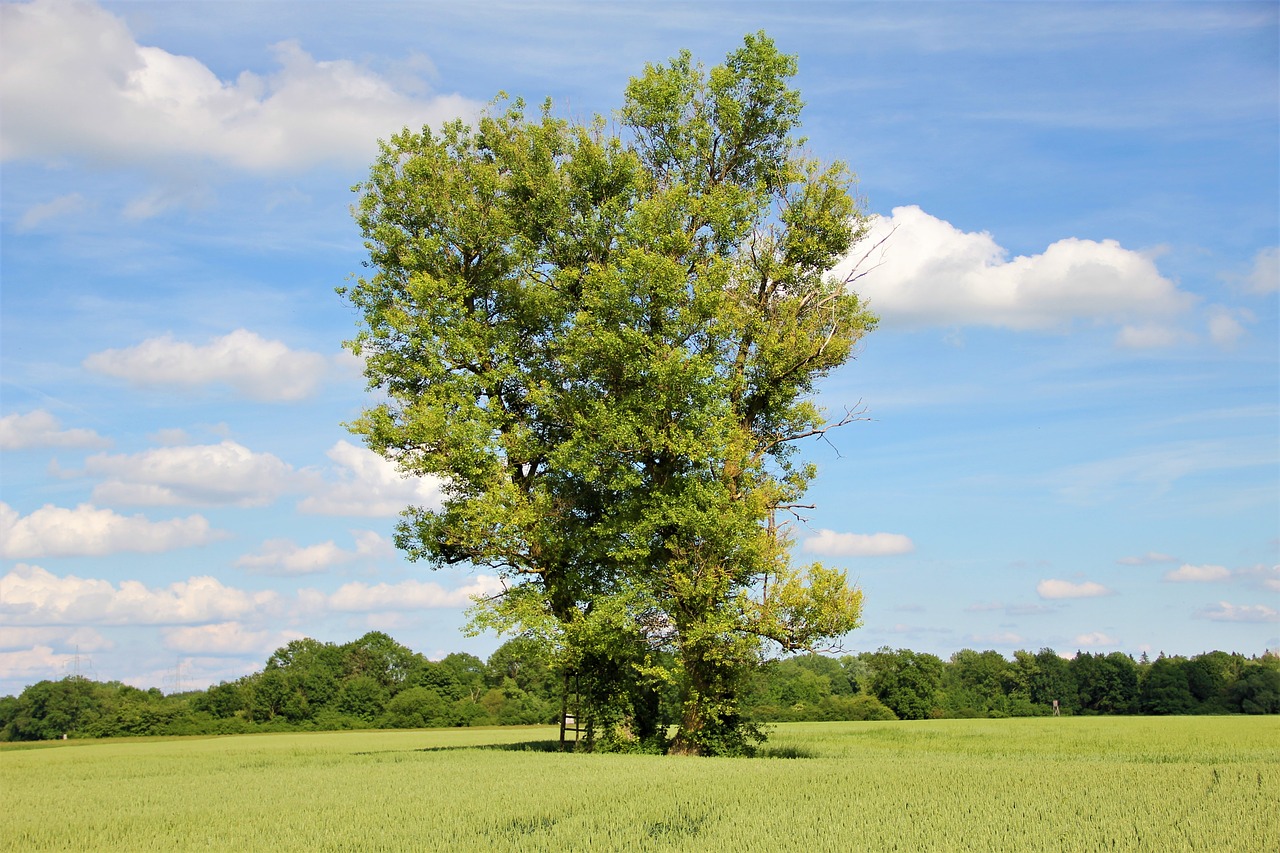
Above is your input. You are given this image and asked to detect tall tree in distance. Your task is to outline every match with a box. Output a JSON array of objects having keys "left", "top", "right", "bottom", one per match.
[{"left": 342, "top": 32, "right": 876, "bottom": 755}]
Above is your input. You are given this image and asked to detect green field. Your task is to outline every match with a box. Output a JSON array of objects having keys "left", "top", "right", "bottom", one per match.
[{"left": 2, "top": 717, "right": 1275, "bottom": 851}]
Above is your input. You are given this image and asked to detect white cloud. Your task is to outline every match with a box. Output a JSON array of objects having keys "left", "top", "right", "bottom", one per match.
[
  {"left": 149, "top": 428, "right": 191, "bottom": 446},
  {"left": 83, "top": 330, "right": 330, "bottom": 402},
  {"left": 299, "top": 440, "right": 445, "bottom": 517},
  {"left": 0, "top": 564, "right": 281, "bottom": 626},
  {"left": 1036, "top": 578, "right": 1112, "bottom": 599},
  {"left": 837, "top": 205, "right": 1194, "bottom": 331},
  {"left": 801, "top": 529, "right": 915, "bottom": 557},
  {"left": 0, "top": 0, "right": 478, "bottom": 172},
  {"left": 1074, "top": 631, "right": 1119, "bottom": 647},
  {"left": 235, "top": 531, "right": 395, "bottom": 576},
  {"left": 1244, "top": 246, "right": 1279, "bottom": 295},
  {"left": 0, "top": 409, "right": 111, "bottom": 450},
  {"left": 1239, "top": 564, "right": 1280, "bottom": 593},
  {"left": 1053, "top": 440, "right": 1271, "bottom": 505},
  {"left": 0, "top": 645, "right": 71, "bottom": 682},
  {"left": 0, "top": 626, "right": 112, "bottom": 653},
  {"left": 0, "top": 503, "right": 221, "bottom": 558},
  {"left": 85, "top": 441, "right": 298, "bottom": 507},
  {"left": 1115, "top": 324, "right": 1195, "bottom": 350},
  {"left": 162, "top": 622, "right": 301, "bottom": 656},
  {"left": 326, "top": 575, "right": 503, "bottom": 612},
  {"left": 16, "top": 192, "right": 88, "bottom": 230},
  {"left": 1206, "top": 306, "right": 1252, "bottom": 348},
  {"left": 1116, "top": 552, "right": 1178, "bottom": 565},
  {"left": 1163, "top": 563, "right": 1231, "bottom": 583},
  {"left": 1197, "top": 601, "right": 1279, "bottom": 623}
]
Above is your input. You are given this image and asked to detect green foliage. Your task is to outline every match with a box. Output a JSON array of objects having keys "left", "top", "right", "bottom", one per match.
[
  {"left": 1139, "top": 656, "right": 1196, "bottom": 715},
  {"left": 1230, "top": 659, "right": 1280, "bottom": 714},
  {"left": 3, "top": 643, "right": 1273, "bottom": 743},
  {"left": 4, "top": 719, "right": 1276, "bottom": 851},
  {"left": 1071, "top": 651, "right": 1140, "bottom": 715},
  {"left": 863, "top": 647, "right": 946, "bottom": 720},
  {"left": 342, "top": 32, "right": 875, "bottom": 755}
]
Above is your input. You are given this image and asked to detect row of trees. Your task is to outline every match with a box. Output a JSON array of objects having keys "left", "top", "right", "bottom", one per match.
[
  {"left": 750, "top": 647, "right": 1280, "bottom": 721},
  {"left": 4, "top": 633, "right": 1275, "bottom": 742}
]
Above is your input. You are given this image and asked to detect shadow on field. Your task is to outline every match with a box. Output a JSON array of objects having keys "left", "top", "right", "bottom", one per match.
[
  {"left": 407, "top": 740, "right": 818, "bottom": 758},
  {"left": 412, "top": 740, "right": 564, "bottom": 754}
]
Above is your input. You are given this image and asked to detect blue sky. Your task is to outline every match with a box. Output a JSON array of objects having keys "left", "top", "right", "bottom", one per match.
[{"left": 1, "top": 0, "right": 1276, "bottom": 696}]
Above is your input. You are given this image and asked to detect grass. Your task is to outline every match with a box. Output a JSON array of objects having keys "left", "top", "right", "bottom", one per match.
[{"left": 2, "top": 717, "right": 1275, "bottom": 851}]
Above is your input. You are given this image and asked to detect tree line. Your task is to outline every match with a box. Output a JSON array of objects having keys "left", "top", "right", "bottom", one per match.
[{"left": 3, "top": 632, "right": 1275, "bottom": 743}]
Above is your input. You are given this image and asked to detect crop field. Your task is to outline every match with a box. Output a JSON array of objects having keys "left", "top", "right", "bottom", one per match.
[{"left": 2, "top": 717, "right": 1275, "bottom": 851}]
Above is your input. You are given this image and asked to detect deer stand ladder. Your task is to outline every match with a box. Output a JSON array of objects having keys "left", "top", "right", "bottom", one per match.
[{"left": 558, "top": 670, "right": 589, "bottom": 751}]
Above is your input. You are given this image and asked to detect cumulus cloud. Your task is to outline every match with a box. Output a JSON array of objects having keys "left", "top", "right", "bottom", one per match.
[
  {"left": 235, "top": 531, "right": 396, "bottom": 576},
  {"left": 1036, "top": 578, "right": 1112, "bottom": 599},
  {"left": 83, "top": 330, "right": 330, "bottom": 402},
  {"left": 326, "top": 575, "right": 503, "bottom": 612},
  {"left": 0, "top": 0, "right": 478, "bottom": 172},
  {"left": 801, "top": 530, "right": 915, "bottom": 557},
  {"left": 1074, "top": 631, "right": 1119, "bottom": 647},
  {"left": 85, "top": 441, "right": 298, "bottom": 507},
  {"left": 0, "top": 409, "right": 111, "bottom": 450},
  {"left": 836, "top": 205, "right": 1195, "bottom": 333},
  {"left": 1163, "top": 563, "right": 1231, "bottom": 583},
  {"left": 299, "top": 440, "right": 445, "bottom": 517},
  {"left": 0, "top": 645, "right": 72, "bottom": 682},
  {"left": 0, "top": 564, "right": 281, "bottom": 626},
  {"left": 0, "top": 503, "right": 221, "bottom": 558},
  {"left": 162, "top": 622, "right": 301, "bottom": 656},
  {"left": 1197, "top": 601, "right": 1279, "bottom": 623}
]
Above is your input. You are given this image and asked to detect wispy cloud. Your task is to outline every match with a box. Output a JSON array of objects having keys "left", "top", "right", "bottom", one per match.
[
  {"left": 1163, "top": 564, "right": 1231, "bottom": 583},
  {"left": 235, "top": 531, "right": 396, "bottom": 576},
  {"left": 1226, "top": 246, "right": 1279, "bottom": 295},
  {"left": 16, "top": 192, "right": 88, "bottom": 231},
  {"left": 1051, "top": 440, "right": 1275, "bottom": 505},
  {"left": 1197, "top": 601, "right": 1279, "bottom": 623},
  {"left": 1117, "top": 552, "right": 1178, "bottom": 566},
  {"left": 1037, "top": 579, "right": 1111, "bottom": 599},
  {"left": 1206, "top": 306, "right": 1254, "bottom": 349}
]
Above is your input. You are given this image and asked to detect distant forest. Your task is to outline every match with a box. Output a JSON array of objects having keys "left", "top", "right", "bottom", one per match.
[{"left": 3, "top": 633, "right": 1276, "bottom": 742}]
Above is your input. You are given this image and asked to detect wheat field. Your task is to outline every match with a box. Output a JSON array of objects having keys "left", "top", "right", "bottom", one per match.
[{"left": 2, "top": 717, "right": 1275, "bottom": 851}]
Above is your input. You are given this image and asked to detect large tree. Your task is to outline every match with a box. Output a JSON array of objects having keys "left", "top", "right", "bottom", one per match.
[{"left": 342, "top": 32, "right": 876, "bottom": 755}]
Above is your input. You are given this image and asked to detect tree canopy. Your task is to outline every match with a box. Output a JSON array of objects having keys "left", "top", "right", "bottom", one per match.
[{"left": 342, "top": 32, "right": 876, "bottom": 754}]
